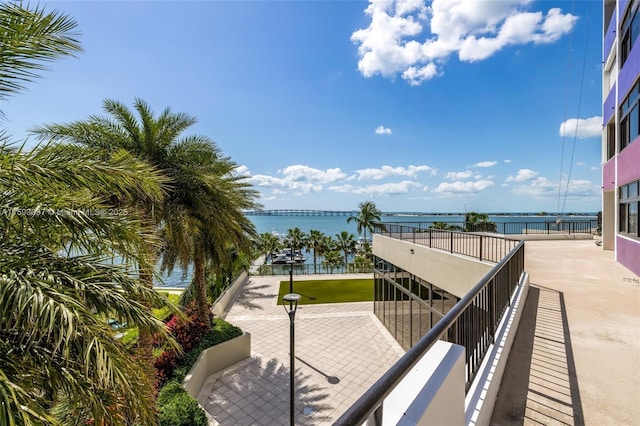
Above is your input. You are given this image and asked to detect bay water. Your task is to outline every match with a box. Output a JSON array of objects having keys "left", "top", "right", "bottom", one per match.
[
  {"left": 159, "top": 212, "right": 597, "bottom": 287},
  {"left": 248, "top": 213, "right": 597, "bottom": 237}
]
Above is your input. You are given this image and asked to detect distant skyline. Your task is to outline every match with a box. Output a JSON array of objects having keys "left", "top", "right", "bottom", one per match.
[{"left": 2, "top": 0, "right": 603, "bottom": 213}]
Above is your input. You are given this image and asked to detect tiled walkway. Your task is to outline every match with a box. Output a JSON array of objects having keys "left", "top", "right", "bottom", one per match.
[{"left": 197, "top": 274, "right": 404, "bottom": 425}]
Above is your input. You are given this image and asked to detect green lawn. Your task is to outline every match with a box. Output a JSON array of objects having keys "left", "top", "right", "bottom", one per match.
[{"left": 277, "top": 278, "right": 373, "bottom": 305}]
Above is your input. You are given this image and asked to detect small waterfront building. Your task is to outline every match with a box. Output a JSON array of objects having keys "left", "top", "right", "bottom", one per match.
[{"left": 602, "top": 0, "right": 640, "bottom": 275}]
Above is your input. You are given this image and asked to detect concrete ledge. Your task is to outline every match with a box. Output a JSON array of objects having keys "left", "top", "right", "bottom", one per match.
[
  {"left": 464, "top": 272, "right": 530, "bottom": 426},
  {"left": 383, "top": 340, "right": 466, "bottom": 425},
  {"left": 211, "top": 271, "right": 248, "bottom": 318},
  {"left": 514, "top": 234, "right": 594, "bottom": 241},
  {"left": 182, "top": 332, "right": 251, "bottom": 399}
]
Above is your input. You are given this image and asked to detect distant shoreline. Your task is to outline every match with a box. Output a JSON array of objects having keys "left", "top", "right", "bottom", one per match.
[
  {"left": 384, "top": 212, "right": 597, "bottom": 217},
  {"left": 247, "top": 210, "right": 598, "bottom": 217}
]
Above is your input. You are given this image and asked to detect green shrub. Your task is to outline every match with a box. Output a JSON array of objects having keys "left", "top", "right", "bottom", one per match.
[
  {"left": 155, "top": 318, "right": 243, "bottom": 424},
  {"left": 172, "top": 318, "right": 243, "bottom": 382},
  {"left": 158, "top": 383, "right": 207, "bottom": 426},
  {"left": 120, "top": 327, "right": 138, "bottom": 346},
  {"left": 157, "top": 380, "right": 185, "bottom": 406}
]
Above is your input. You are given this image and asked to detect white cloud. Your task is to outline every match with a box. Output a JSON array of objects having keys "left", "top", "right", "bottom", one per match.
[
  {"left": 512, "top": 177, "right": 599, "bottom": 198},
  {"left": 506, "top": 168, "right": 538, "bottom": 182},
  {"left": 245, "top": 165, "right": 347, "bottom": 194},
  {"left": 234, "top": 165, "right": 250, "bottom": 176},
  {"left": 243, "top": 163, "right": 436, "bottom": 199},
  {"left": 375, "top": 125, "right": 393, "bottom": 134},
  {"left": 329, "top": 180, "right": 422, "bottom": 195},
  {"left": 474, "top": 161, "right": 497, "bottom": 168},
  {"left": 559, "top": 116, "right": 602, "bottom": 139},
  {"left": 576, "top": 161, "right": 586, "bottom": 166},
  {"left": 278, "top": 165, "right": 347, "bottom": 184},
  {"left": 351, "top": 0, "right": 576, "bottom": 85},
  {"left": 247, "top": 174, "right": 323, "bottom": 193},
  {"left": 434, "top": 179, "right": 494, "bottom": 194},
  {"left": 356, "top": 164, "right": 435, "bottom": 180},
  {"left": 445, "top": 170, "right": 473, "bottom": 180},
  {"left": 504, "top": 159, "right": 512, "bottom": 163}
]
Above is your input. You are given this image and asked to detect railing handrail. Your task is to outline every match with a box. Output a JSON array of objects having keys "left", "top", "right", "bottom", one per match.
[
  {"left": 375, "top": 219, "right": 598, "bottom": 236},
  {"left": 375, "top": 223, "right": 520, "bottom": 263},
  {"left": 333, "top": 240, "right": 525, "bottom": 425}
]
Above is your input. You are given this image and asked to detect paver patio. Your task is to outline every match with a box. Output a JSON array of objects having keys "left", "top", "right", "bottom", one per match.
[
  {"left": 197, "top": 274, "right": 404, "bottom": 425},
  {"left": 197, "top": 240, "right": 640, "bottom": 425}
]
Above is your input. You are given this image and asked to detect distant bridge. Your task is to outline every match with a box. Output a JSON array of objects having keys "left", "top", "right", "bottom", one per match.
[{"left": 245, "top": 209, "right": 357, "bottom": 217}]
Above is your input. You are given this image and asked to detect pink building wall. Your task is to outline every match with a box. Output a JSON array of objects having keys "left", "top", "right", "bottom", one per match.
[
  {"left": 603, "top": 159, "right": 616, "bottom": 190},
  {"left": 617, "top": 236, "right": 640, "bottom": 275},
  {"left": 617, "top": 137, "right": 640, "bottom": 185}
]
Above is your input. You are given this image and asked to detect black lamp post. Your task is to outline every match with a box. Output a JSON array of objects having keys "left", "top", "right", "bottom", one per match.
[
  {"left": 286, "top": 259, "right": 296, "bottom": 293},
  {"left": 282, "top": 292, "right": 301, "bottom": 426}
]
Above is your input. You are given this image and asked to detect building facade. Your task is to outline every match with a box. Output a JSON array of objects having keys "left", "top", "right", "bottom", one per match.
[{"left": 602, "top": 0, "right": 640, "bottom": 275}]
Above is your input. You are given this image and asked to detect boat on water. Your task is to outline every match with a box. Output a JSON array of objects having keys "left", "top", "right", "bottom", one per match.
[{"left": 270, "top": 249, "right": 307, "bottom": 264}]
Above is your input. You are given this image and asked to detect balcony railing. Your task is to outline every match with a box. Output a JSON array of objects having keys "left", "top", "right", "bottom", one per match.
[
  {"left": 253, "top": 263, "right": 373, "bottom": 276},
  {"left": 334, "top": 238, "right": 525, "bottom": 425},
  {"left": 376, "top": 222, "right": 520, "bottom": 263},
  {"left": 377, "top": 219, "right": 598, "bottom": 235}
]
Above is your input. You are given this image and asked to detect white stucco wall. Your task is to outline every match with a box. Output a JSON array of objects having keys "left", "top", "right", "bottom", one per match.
[
  {"left": 384, "top": 341, "right": 466, "bottom": 426},
  {"left": 373, "top": 234, "right": 493, "bottom": 298}
]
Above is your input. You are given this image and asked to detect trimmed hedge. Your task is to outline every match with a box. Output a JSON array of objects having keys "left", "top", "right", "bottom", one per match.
[
  {"left": 172, "top": 318, "right": 243, "bottom": 382},
  {"left": 158, "top": 381, "right": 207, "bottom": 426},
  {"left": 156, "top": 318, "right": 243, "bottom": 425}
]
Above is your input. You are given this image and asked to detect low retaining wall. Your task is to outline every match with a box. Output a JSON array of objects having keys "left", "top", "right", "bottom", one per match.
[
  {"left": 211, "top": 271, "right": 248, "bottom": 318},
  {"left": 182, "top": 332, "right": 251, "bottom": 399}
]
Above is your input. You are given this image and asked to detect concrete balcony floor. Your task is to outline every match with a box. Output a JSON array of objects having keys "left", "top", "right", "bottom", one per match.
[
  {"left": 491, "top": 240, "right": 640, "bottom": 425},
  {"left": 198, "top": 239, "right": 638, "bottom": 425}
]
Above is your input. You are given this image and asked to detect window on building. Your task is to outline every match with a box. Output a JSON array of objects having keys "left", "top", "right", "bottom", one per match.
[
  {"left": 620, "top": 179, "right": 640, "bottom": 238},
  {"left": 621, "top": 0, "right": 640, "bottom": 66},
  {"left": 620, "top": 80, "right": 640, "bottom": 151},
  {"left": 607, "top": 121, "right": 616, "bottom": 160},
  {"left": 373, "top": 261, "right": 458, "bottom": 350},
  {"left": 604, "top": 50, "right": 617, "bottom": 97},
  {"left": 630, "top": 202, "right": 638, "bottom": 235}
]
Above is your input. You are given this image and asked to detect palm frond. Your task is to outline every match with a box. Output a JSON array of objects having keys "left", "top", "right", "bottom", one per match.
[{"left": 0, "top": 2, "right": 81, "bottom": 101}]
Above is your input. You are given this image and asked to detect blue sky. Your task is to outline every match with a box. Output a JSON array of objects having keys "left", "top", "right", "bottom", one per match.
[{"left": 2, "top": 0, "right": 603, "bottom": 213}]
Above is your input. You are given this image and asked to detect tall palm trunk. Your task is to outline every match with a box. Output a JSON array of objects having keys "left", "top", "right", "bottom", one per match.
[{"left": 194, "top": 250, "right": 211, "bottom": 331}]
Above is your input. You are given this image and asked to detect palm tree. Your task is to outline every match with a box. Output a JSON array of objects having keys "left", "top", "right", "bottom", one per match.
[
  {"left": 34, "top": 98, "right": 260, "bottom": 329},
  {"left": 347, "top": 201, "right": 384, "bottom": 247},
  {"left": 0, "top": 5, "right": 176, "bottom": 424},
  {"left": 160, "top": 141, "right": 259, "bottom": 325},
  {"left": 353, "top": 254, "right": 373, "bottom": 273},
  {"left": 258, "top": 232, "right": 281, "bottom": 264},
  {"left": 0, "top": 143, "right": 178, "bottom": 426},
  {"left": 284, "top": 227, "right": 307, "bottom": 261},
  {"left": 464, "top": 212, "right": 497, "bottom": 232},
  {"left": 317, "top": 235, "right": 335, "bottom": 268},
  {"left": 321, "top": 250, "right": 343, "bottom": 274},
  {"left": 0, "top": 2, "right": 81, "bottom": 111},
  {"left": 335, "top": 231, "right": 356, "bottom": 268},
  {"left": 307, "top": 229, "right": 326, "bottom": 273}
]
